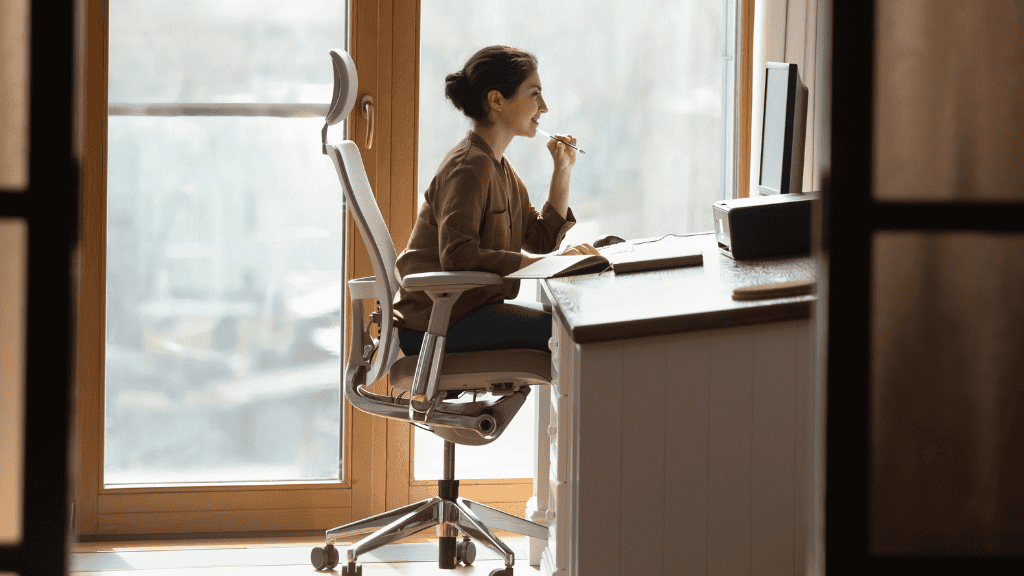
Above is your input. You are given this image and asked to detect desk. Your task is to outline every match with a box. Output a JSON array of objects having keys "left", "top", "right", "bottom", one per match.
[{"left": 524, "top": 232, "right": 821, "bottom": 576}]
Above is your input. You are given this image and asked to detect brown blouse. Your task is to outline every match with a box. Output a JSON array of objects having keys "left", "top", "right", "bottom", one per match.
[{"left": 393, "top": 131, "right": 575, "bottom": 332}]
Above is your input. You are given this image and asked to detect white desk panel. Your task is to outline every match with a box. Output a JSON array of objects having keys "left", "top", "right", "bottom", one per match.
[{"left": 537, "top": 315, "right": 815, "bottom": 576}]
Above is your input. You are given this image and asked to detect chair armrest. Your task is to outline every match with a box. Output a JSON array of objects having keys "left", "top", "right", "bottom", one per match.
[
  {"left": 403, "top": 271, "right": 502, "bottom": 336},
  {"left": 401, "top": 271, "right": 502, "bottom": 415},
  {"left": 401, "top": 271, "right": 503, "bottom": 294},
  {"left": 347, "top": 276, "right": 378, "bottom": 300}
]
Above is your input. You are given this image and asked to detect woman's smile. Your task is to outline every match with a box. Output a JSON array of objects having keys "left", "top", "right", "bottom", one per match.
[{"left": 497, "top": 69, "right": 547, "bottom": 138}]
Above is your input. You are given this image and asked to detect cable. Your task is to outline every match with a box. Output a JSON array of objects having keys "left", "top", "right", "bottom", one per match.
[{"left": 631, "top": 231, "right": 708, "bottom": 246}]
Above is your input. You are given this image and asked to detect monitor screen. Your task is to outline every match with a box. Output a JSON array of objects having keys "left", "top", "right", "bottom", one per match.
[{"left": 758, "top": 62, "right": 807, "bottom": 196}]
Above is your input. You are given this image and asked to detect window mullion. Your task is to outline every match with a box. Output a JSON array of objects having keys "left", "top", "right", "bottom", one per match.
[{"left": 107, "top": 103, "right": 329, "bottom": 118}]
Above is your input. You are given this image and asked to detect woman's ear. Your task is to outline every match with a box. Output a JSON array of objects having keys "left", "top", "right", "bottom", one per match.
[{"left": 486, "top": 89, "right": 503, "bottom": 112}]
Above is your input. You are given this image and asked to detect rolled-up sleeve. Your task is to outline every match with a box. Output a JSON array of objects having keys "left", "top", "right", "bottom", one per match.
[{"left": 523, "top": 200, "right": 576, "bottom": 255}]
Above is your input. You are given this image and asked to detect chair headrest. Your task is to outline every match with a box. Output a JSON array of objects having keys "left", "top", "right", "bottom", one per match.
[{"left": 326, "top": 49, "right": 359, "bottom": 126}]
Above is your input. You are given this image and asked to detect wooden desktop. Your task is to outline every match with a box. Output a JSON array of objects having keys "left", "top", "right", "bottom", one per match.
[{"left": 525, "top": 232, "right": 820, "bottom": 576}]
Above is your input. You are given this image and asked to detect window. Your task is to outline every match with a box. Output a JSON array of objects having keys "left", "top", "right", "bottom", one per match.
[
  {"left": 78, "top": 0, "right": 746, "bottom": 533},
  {"left": 418, "top": 0, "right": 737, "bottom": 243},
  {"left": 73, "top": 0, "right": 397, "bottom": 537},
  {"left": 105, "top": 0, "right": 348, "bottom": 486},
  {"left": 413, "top": 0, "right": 739, "bottom": 481}
]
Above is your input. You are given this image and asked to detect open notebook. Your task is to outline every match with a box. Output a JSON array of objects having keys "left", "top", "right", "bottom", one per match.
[{"left": 506, "top": 242, "right": 704, "bottom": 279}]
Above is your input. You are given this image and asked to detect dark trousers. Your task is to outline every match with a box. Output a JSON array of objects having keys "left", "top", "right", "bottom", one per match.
[{"left": 397, "top": 300, "right": 551, "bottom": 356}]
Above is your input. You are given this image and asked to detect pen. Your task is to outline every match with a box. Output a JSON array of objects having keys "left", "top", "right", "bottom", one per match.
[{"left": 537, "top": 129, "right": 586, "bottom": 154}]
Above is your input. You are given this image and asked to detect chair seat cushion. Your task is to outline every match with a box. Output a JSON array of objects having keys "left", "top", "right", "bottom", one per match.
[{"left": 390, "top": 348, "right": 551, "bottom": 395}]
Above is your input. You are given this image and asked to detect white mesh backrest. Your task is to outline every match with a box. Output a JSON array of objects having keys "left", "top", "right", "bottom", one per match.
[
  {"left": 332, "top": 142, "right": 399, "bottom": 292},
  {"left": 328, "top": 140, "right": 401, "bottom": 382}
]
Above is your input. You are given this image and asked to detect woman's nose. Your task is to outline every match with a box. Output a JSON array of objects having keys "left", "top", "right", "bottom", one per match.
[{"left": 539, "top": 96, "right": 548, "bottom": 114}]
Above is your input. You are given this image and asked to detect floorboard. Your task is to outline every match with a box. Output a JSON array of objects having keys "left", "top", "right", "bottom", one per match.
[{"left": 70, "top": 533, "right": 537, "bottom": 575}]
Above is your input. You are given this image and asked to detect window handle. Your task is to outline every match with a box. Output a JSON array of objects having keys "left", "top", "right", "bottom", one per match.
[{"left": 360, "top": 95, "right": 374, "bottom": 150}]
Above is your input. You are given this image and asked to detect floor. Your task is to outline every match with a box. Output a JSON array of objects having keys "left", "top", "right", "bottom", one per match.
[{"left": 71, "top": 532, "right": 538, "bottom": 575}]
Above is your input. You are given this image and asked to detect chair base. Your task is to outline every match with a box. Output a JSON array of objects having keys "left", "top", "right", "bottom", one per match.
[{"left": 312, "top": 491, "right": 548, "bottom": 572}]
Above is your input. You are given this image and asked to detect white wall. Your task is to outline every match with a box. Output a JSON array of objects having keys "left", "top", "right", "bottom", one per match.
[{"left": 749, "top": 0, "right": 831, "bottom": 195}]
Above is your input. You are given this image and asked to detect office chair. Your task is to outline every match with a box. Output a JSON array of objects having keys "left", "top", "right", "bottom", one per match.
[{"left": 312, "top": 49, "right": 551, "bottom": 576}]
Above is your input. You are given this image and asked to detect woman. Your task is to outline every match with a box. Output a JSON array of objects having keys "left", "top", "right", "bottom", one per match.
[{"left": 393, "top": 45, "right": 595, "bottom": 356}]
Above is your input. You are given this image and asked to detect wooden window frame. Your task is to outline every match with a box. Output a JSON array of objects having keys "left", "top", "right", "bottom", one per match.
[
  {"left": 74, "top": 0, "right": 399, "bottom": 539},
  {"left": 75, "top": 0, "right": 756, "bottom": 537},
  {"left": 738, "top": 0, "right": 756, "bottom": 198}
]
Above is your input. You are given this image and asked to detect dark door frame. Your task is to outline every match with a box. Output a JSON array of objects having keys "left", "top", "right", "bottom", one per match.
[
  {"left": 0, "top": 2, "right": 78, "bottom": 575},
  {"left": 826, "top": 1, "right": 1024, "bottom": 573}
]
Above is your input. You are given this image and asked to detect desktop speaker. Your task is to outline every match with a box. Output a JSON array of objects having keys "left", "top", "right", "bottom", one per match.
[{"left": 712, "top": 192, "right": 819, "bottom": 260}]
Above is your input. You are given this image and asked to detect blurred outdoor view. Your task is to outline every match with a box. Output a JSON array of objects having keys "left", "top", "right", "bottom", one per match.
[
  {"left": 413, "top": 0, "right": 734, "bottom": 480},
  {"left": 417, "top": 0, "right": 733, "bottom": 245},
  {"left": 105, "top": 0, "right": 347, "bottom": 485},
  {"left": 105, "top": 0, "right": 734, "bottom": 486}
]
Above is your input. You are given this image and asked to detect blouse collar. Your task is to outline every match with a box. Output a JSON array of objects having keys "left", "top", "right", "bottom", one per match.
[{"left": 467, "top": 131, "right": 504, "bottom": 167}]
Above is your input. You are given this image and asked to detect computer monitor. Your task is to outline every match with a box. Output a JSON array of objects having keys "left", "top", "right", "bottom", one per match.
[{"left": 758, "top": 62, "right": 808, "bottom": 195}]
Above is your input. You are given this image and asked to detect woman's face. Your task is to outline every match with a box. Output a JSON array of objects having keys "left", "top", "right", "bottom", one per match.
[{"left": 494, "top": 69, "right": 548, "bottom": 137}]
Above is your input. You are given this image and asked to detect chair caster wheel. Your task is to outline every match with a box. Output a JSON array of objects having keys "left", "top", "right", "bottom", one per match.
[
  {"left": 341, "top": 561, "right": 362, "bottom": 575},
  {"left": 456, "top": 538, "right": 476, "bottom": 566},
  {"left": 311, "top": 545, "right": 340, "bottom": 571},
  {"left": 488, "top": 567, "right": 513, "bottom": 576}
]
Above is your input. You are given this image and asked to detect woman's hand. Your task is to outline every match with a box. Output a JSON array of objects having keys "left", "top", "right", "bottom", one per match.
[
  {"left": 557, "top": 243, "right": 600, "bottom": 256},
  {"left": 546, "top": 133, "right": 577, "bottom": 173},
  {"left": 546, "top": 134, "right": 576, "bottom": 219}
]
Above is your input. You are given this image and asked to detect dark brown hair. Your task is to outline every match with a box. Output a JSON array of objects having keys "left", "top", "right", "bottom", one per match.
[{"left": 445, "top": 45, "right": 538, "bottom": 124}]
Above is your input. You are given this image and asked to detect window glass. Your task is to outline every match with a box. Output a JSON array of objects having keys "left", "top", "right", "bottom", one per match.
[
  {"left": 109, "top": 0, "right": 342, "bottom": 104},
  {"left": 415, "top": 0, "right": 733, "bottom": 480},
  {"left": 414, "top": 396, "right": 535, "bottom": 481},
  {"left": 105, "top": 1, "right": 346, "bottom": 485},
  {"left": 418, "top": 0, "right": 731, "bottom": 245}
]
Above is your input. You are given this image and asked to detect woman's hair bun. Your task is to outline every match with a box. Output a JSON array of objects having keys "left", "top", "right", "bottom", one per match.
[
  {"left": 444, "top": 72, "right": 471, "bottom": 111},
  {"left": 445, "top": 46, "right": 538, "bottom": 123}
]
